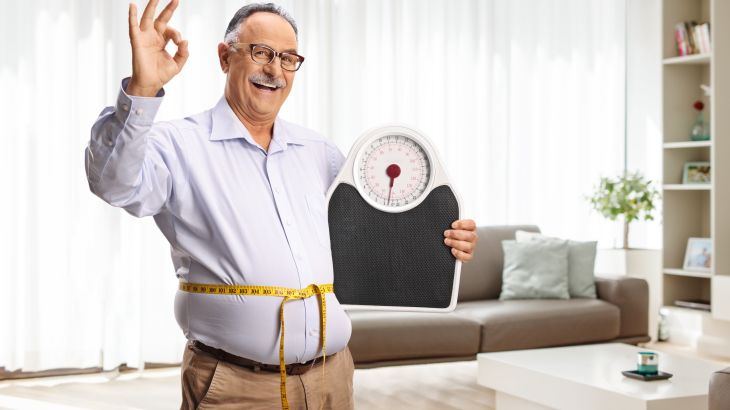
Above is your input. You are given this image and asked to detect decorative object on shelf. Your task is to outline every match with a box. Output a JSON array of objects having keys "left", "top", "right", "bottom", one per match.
[
  {"left": 587, "top": 172, "right": 660, "bottom": 249},
  {"left": 683, "top": 237, "right": 712, "bottom": 272},
  {"left": 700, "top": 84, "right": 712, "bottom": 99},
  {"left": 682, "top": 161, "right": 711, "bottom": 184},
  {"left": 689, "top": 85, "right": 712, "bottom": 141},
  {"left": 658, "top": 308, "right": 670, "bottom": 341},
  {"left": 689, "top": 100, "right": 711, "bottom": 141}
]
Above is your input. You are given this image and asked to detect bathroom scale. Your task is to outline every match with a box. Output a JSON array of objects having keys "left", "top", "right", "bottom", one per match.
[{"left": 326, "top": 124, "right": 461, "bottom": 312}]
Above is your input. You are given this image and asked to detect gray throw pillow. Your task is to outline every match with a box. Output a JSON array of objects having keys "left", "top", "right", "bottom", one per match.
[
  {"left": 499, "top": 240, "right": 570, "bottom": 300},
  {"left": 515, "top": 230, "right": 597, "bottom": 299}
]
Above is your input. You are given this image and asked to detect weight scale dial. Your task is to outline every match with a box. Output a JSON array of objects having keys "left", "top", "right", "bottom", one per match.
[{"left": 356, "top": 135, "right": 431, "bottom": 209}]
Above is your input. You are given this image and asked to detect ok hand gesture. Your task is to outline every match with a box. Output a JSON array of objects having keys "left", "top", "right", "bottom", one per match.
[{"left": 127, "top": 0, "right": 189, "bottom": 97}]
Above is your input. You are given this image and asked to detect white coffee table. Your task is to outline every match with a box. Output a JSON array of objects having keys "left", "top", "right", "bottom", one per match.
[{"left": 477, "top": 343, "right": 725, "bottom": 410}]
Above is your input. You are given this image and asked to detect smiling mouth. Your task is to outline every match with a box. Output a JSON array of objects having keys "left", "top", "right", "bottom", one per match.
[{"left": 251, "top": 81, "right": 279, "bottom": 92}]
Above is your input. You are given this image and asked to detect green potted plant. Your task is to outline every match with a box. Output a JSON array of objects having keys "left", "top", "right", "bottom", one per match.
[
  {"left": 588, "top": 171, "right": 661, "bottom": 341},
  {"left": 588, "top": 171, "right": 660, "bottom": 249}
]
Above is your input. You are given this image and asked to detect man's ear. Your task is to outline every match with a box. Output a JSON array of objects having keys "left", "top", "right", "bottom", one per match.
[{"left": 217, "top": 42, "right": 230, "bottom": 73}]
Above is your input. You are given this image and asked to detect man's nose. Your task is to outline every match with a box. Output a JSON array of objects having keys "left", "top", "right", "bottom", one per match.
[{"left": 262, "top": 56, "right": 284, "bottom": 78}]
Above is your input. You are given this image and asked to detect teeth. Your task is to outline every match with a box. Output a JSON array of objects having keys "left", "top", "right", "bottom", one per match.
[{"left": 253, "top": 81, "right": 277, "bottom": 88}]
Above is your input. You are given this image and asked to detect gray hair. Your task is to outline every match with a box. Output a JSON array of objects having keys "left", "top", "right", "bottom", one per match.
[{"left": 224, "top": 3, "right": 298, "bottom": 45}]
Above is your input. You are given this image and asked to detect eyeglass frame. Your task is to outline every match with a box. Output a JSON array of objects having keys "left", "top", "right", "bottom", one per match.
[{"left": 229, "top": 42, "right": 306, "bottom": 72}]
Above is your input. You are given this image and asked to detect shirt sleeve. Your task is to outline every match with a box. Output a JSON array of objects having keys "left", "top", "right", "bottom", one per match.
[
  {"left": 325, "top": 140, "right": 346, "bottom": 189},
  {"left": 85, "top": 78, "right": 178, "bottom": 218}
]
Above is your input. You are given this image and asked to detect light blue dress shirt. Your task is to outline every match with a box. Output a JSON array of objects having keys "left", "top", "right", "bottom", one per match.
[{"left": 85, "top": 79, "right": 351, "bottom": 365}]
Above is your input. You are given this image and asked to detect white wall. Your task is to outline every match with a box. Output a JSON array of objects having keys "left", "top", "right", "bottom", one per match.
[{"left": 626, "top": 0, "right": 663, "bottom": 249}]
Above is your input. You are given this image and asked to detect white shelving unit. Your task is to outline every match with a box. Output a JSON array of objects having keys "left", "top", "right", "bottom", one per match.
[
  {"left": 662, "top": 184, "right": 711, "bottom": 191},
  {"left": 661, "top": 0, "right": 730, "bottom": 345},
  {"left": 663, "top": 141, "right": 712, "bottom": 149},
  {"left": 663, "top": 53, "right": 711, "bottom": 65}
]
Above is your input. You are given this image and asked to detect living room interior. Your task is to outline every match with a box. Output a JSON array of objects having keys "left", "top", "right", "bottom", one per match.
[{"left": 1, "top": 0, "right": 729, "bottom": 409}]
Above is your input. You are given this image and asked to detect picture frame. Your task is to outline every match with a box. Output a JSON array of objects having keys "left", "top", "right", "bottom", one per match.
[
  {"left": 682, "top": 161, "right": 711, "bottom": 184},
  {"left": 683, "top": 237, "right": 712, "bottom": 272}
]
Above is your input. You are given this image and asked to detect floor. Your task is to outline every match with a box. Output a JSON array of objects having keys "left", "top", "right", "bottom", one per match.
[
  {"left": 0, "top": 342, "right": 727, "bottom": 410},
  {"left": 0, "top": 360, "right": 493, "bottom": 410}
]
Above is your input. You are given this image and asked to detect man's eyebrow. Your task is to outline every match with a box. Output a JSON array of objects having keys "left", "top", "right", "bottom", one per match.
[{"left": 282, "top": 47, "right": 298, "bottom": 53}]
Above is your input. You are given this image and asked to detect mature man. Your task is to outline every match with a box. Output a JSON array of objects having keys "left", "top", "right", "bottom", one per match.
[{"left": 85, "top": 1, "right": 478, "bottom": 409}]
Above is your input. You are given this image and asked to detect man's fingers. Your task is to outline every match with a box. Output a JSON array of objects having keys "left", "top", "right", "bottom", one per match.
[
  {"left": 451, "top": 248, "right": 473, "bottom": 263},
  {"left": 140, "top": 0, "right": 160, "bottom": 30},
  {"left": 444, "top": 229, "right": 478, "bottom": 242},
  {"left": 173, "top": 39, "right": 189, "bottom": 69},
  {"left": 156, "top": 0, "right": 179, "bottom": 25},
  {"left": 163, "top": 27, "right": 182, "bottom": 43},
  {"left": 129, "top": 3, "right": 139, "bottom": 35},
  {"left": 444, "top": 238, "right": 475, "bottom": 254},
  {"left": 451, "top": 219, "right": 477, "bottom": 231}
]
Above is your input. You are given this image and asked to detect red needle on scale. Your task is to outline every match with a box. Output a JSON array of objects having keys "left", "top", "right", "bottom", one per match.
[{"left": 386, "top": 164, "right": 401, "bottom": 205}]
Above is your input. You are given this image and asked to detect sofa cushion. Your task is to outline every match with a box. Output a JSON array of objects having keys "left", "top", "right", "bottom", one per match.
[
  {"left": 346, "top": 311, "right": 482, "bottom": 363},
  {"left": 515, "top": 230, "right": 598, "bottom": 299},
  {"left": 499, "top": 239, "right": 570, "bottom": 300},
  {"left": 458, "top": 225, "right": 540, "bottom": 302},
  {"left": 454, "top": 299, "right": 620, "bottom": 351}
]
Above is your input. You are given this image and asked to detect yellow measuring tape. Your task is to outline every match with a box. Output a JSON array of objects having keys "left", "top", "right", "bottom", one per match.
[{"left": 179, "top": 282, "right": 333, "bottom": 410}]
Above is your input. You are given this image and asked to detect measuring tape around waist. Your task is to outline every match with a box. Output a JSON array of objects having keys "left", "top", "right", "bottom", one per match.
[{"left": 179, "top": 282, "right": 334, "bottom": 410}]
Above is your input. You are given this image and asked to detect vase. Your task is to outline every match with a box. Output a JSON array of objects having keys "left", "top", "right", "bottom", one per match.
[{"left": 690, "top": 112, "right": 710, "bottom": 141}]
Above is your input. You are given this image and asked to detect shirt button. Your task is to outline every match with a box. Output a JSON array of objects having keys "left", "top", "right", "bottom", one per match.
[
  {"left": 105, "top": 138, "right": 114, "bottom": 147},
  {"left": 121, "top": 104, "right": 129, "bottom": 111},
  {"left": 135, "top": 108, "right": 144, "bottom": 115},
  {"left": 309, "top": 329, "right": 318, "bottom": 336},
  {"left": 286, "top": 220, "right": 293, "bottom": 226}
]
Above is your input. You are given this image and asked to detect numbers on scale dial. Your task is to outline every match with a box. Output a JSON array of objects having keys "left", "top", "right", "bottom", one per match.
[{"left": 358, "top": 135, "right": 430, "bottom": 207}]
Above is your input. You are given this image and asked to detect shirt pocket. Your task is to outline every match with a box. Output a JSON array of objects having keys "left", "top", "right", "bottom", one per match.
[{"left": 305, "top": 193, "right": 331, "bottom": 248}]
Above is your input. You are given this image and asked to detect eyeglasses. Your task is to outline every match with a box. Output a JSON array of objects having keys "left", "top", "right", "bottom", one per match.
[{"left": 230, "top": 43, "right": 305, "bottom": 72}]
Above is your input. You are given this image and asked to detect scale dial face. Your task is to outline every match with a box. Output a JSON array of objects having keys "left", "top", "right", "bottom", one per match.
[{"left": 355, "top": 134, "right": 432, "bottom": 211}]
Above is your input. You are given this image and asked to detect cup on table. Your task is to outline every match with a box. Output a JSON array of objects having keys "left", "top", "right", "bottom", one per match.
[{"left": 637, "top": 352, "right": 658, "bottom": 375}]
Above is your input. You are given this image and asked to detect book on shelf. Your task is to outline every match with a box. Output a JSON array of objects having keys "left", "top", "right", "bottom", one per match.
[
  {"left": 674, "top": 299, "right": 711, "bottom": 312},
  {"left": 674, "top": 21, "right": 711, "bottom": 56}
]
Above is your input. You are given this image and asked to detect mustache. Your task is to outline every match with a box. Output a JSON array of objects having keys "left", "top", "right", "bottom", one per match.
[{"left": 248, "top": 73, "right": 287, "bottom": 88}]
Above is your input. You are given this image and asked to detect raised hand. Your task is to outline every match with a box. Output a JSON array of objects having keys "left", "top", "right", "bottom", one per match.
[{"left": 127, "top": 0, "right": 189, "bottom": 97}]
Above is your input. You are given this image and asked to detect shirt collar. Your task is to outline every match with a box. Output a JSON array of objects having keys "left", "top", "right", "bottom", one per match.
[{"left": 209, "top": 96, "right": 307, "bottom": 152}]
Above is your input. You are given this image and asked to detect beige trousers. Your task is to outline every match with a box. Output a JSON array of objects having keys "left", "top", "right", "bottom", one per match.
[{"left": 180, "top": 341, "right": 355, "bottom": 410}]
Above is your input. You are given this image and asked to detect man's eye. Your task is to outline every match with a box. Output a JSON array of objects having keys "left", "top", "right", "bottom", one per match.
[{"left": 281, "top": 55, "right": 297, "bottom": 64}]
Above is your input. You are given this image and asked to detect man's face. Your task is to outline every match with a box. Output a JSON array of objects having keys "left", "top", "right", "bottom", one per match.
[{"left": 219, "top": 12, "right": 298, "bottom": 121}]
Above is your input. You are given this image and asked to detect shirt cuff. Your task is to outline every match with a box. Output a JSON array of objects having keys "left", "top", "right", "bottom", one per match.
[{"left": 116, "top": 77, "right": 165, "bottom": 126}]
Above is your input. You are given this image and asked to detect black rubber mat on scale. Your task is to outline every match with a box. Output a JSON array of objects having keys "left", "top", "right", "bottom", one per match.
[{"left": 328, "top": 184, "right": 459, "bottom": 308}]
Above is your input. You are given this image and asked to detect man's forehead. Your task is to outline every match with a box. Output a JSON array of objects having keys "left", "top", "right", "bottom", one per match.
[{"left": 239, "top": 12, "right": 298, "bottom": 49}]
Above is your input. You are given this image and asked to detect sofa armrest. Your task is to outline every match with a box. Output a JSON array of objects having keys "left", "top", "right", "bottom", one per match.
[
  {"left": 595, "top": 275, "right": 649, "bottom": 339},
  {"left": 710, "top": 367, "right": 730, "bottom": 410}
]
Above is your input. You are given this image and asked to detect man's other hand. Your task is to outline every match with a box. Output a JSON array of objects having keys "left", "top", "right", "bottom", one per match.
[
  {"left": 444, "top": 219, "right": 478, "bottom": 263},
  {"left": 127, "top": 0, "right": 189, "bottom": 97}
]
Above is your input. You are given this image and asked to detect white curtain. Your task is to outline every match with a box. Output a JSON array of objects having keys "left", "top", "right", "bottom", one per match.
[{"left": 0, "top": 0, "right": 625, "bottom": 373}]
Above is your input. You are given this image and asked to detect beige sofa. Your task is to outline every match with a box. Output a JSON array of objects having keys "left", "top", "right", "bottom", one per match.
[
  {"left": 347, "top": 225, "right": 650, "bottom": 368},
  {"left": 710, "top": 367, "right": 730, "bottom": 410}
]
